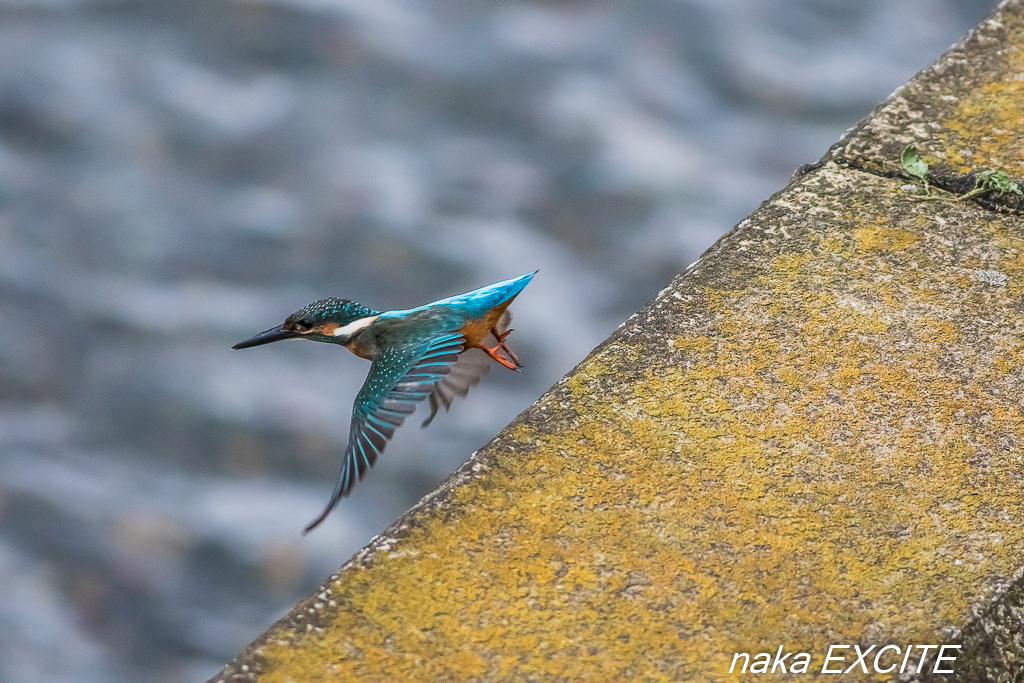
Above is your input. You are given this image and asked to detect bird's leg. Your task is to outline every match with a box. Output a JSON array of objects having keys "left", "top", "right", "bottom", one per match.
[
  {"left": 485, "top": 328, "right": 523, "bottom": 370},
  {"left": 494, "top": 328, "right": 523, "bottom": 368},
  {"left": 483, "top": 344, "right": 520, "bottom": 371}
]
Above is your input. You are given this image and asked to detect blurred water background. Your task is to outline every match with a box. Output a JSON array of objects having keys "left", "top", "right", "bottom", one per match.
[{"left": 0, "top": 0, "right": 997, "bottom": 680}]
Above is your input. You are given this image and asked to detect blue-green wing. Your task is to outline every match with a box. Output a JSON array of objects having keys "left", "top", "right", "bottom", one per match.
[{"left": 303, "top": 332, "right": 464, "bottom": 533}]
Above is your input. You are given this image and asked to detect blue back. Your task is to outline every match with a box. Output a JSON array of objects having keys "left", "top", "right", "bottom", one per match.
[{"left": 381, "top": 271, "right": 537, "bottom": 321}]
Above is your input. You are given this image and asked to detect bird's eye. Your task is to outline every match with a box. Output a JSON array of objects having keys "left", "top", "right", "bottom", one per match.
[{"left": 295, "top": 319, "right": 314, "bottom": 332}]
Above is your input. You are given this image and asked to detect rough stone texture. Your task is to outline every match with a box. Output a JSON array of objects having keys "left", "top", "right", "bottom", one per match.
[
  {"left": 826, "top": 0, "right": 1024, "bottom": 213},
  {"left": 211, "top": 2, "right": 1024, "bottom": 681}
]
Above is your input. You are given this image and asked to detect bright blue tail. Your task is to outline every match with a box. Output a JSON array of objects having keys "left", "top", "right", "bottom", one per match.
[
  {"left": 469, "top": 271, "right": 537, "bottom": 306},
  {"left": 386, "top": 271, "right": 537, "bottom": 320}
]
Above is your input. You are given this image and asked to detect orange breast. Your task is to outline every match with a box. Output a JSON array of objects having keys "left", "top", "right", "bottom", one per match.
[{"left": 459, "top": 300, "right": 512, "bottom": 349}]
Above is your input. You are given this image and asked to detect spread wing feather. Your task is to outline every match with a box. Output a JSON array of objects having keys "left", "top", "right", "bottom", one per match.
[{"left": 303, "top": 332, "right": 464, "bottom": 533}]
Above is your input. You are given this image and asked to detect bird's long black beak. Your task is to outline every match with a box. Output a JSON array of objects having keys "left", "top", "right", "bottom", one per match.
[{"left": 231, "top": 324, "right": 298, "bottom": 349}]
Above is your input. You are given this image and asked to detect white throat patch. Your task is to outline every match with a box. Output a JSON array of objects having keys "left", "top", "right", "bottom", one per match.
[{"left": 332, "top": 315, "right": 379, "bottom": 337}]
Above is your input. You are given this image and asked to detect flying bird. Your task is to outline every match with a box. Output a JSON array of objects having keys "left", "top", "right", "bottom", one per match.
[{"left": 232, "top": 271, "right": 536, "bottom": 533}]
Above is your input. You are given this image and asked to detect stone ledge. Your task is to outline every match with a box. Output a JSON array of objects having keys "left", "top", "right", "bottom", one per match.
[{"left": 826, "top": 0, "right": 1024, "bottom": 213}]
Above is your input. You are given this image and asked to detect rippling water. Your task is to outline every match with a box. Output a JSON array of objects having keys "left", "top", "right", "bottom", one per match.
[{"left": 0, "top": 1, "right": 995, "bottom": 680}]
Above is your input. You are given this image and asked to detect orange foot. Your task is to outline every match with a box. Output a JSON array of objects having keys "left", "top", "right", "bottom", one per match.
[{"left": 485, "top": 328, "right": 523, "bottom": 371}]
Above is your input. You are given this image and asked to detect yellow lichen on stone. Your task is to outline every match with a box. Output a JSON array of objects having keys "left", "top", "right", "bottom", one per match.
[
  {"left": 936, "top": 13, "right": 1024, "bottom": 173},
  {"left": 852, "top": 222, "right": 918, "bottom": 253}
]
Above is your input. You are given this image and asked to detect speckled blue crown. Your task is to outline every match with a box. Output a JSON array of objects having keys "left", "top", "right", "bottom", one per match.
[{"left": 287, "top": 298, "right": 381, "bottom": 326}]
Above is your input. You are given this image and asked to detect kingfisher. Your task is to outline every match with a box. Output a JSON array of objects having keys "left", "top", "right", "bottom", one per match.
[{"left": 232, "top": 271, "right": 536, "bottom": 533}]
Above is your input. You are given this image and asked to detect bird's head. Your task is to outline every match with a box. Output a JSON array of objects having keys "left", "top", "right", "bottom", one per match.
[{"left": 232, "top": 298, "right": 381, "bottom": 349}]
